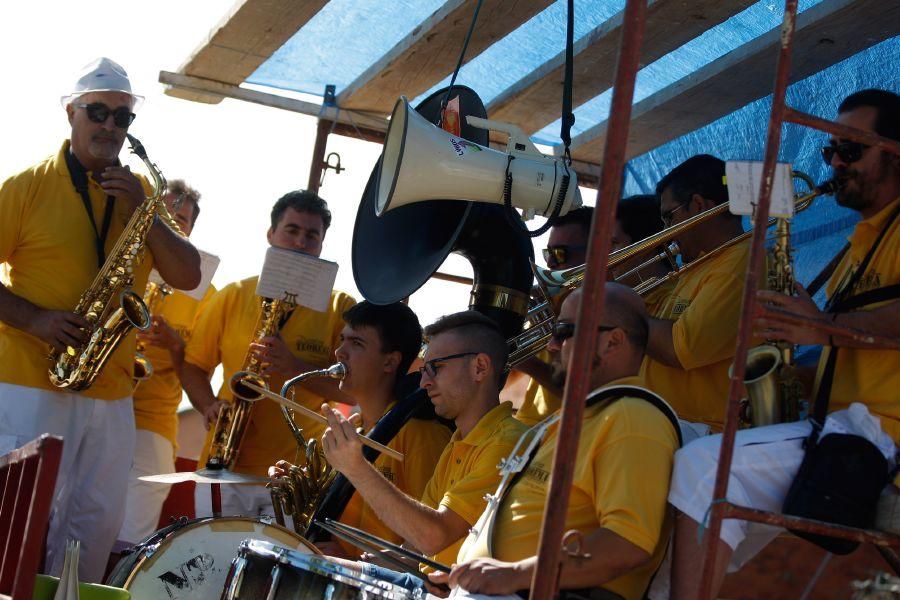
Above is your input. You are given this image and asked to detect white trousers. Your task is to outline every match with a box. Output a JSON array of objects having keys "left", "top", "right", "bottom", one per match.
[
  {"left": 117, "top": 429, "right": 174, "bottom": 545},
  {"left": 0, "top": 382, "right": 135, "bottom": 583},
  {"left": 194, "top": 481, "right": 276, "bottom": 519}
]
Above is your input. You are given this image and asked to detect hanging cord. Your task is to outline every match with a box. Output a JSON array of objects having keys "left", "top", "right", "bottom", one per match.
[{"left": 438, "top": 0, "right": 485, "bottom": 127}]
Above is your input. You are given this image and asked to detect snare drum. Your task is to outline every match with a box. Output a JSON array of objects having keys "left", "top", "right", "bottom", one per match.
[
  {"left": 223, "top": 539, "right": 420, "bottom": 599},
  {"left": 107, "top": 517, "right": 317, "bottom": 599}
]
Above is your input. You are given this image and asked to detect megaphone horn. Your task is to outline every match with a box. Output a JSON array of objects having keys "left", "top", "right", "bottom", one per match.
[{"left": 376, "top": 97, "right": 582, "bottom": 218}]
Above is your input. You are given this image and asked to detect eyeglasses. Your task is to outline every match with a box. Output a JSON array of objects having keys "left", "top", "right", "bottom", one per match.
[
  {"left": 550, "top": 321, "right": 617, "bottom": 343},
  {"left": 542, "top": 245, "right": 586, "bottom": 266},
  {"left": 821, "top": 141, "right": 868, "bottom": 165},
  {"left": 73, "top": 102, "right": 136, "bottom": 129},
  {"left": 419, "top": 352, "right": 478, "bottom": 378},
  {"left": 661, "top": 203, "right": 687, "bottom": 227}
]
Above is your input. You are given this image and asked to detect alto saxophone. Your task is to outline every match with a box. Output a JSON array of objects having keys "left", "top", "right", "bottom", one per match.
[
  {"left": 270, "top": 362, "right": 345, "bottom": 534},
  {"left": 49, "top": 134, "right": 172, "bottom": 391},
  {"left": 205, "top": 296, "right": 294, "bottom": 470},
  {"left": 132, "top": 281, "right": 174, "bottom": 383}
]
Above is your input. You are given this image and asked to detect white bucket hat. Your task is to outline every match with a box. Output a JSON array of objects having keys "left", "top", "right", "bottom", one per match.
[{"left": 60, "top": 57, "right": 144, "bottom": 109}]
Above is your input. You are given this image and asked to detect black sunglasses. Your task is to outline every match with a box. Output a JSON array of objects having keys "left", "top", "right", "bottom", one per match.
[
  {"left": 418, "top": 351, "right": 478, "bottom": 378},
  {"left": 74, "top": 102, "right": 136, "bottom": 129},
  {"left": 821, "top": 141, "right": 867, "bottom": 166},
  {"left": 551, "top": 321, "right": 617, "bottom": 343},
  {"left": 543, "top": 245, "right": 586, "bottom": 266}
]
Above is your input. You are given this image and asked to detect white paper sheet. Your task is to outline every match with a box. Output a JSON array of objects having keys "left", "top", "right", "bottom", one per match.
[
  {"left": 255, "top": 247, "right": 338, "bottom": 312},
  {"left": 725, "top": 161, "right": 795, "bottom": 218}
]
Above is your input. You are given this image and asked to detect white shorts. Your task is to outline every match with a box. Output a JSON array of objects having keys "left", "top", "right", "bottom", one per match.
[
  {"left": 0, "top": 382, "right": 135, "bottom": 583},
  {"left": 118, "top": 429, "right": 175, "bottom": 545}
]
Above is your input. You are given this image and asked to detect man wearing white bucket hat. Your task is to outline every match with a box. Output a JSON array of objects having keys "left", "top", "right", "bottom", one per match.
[{"left": 0, "top": 57, "right": 200, "bottom": 582}]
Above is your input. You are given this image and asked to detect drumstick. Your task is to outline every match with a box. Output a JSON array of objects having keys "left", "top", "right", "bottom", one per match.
[
  {"left": 319, "top": 518, "right": 452, "bottom": 574},
  {"left": 241, "top": 382, "right": 404, "bottom": 462}
]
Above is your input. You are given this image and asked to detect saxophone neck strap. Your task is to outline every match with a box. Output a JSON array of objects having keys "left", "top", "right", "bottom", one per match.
[{"left": 65, "top": 147, "right": 116, "bottom": 268}]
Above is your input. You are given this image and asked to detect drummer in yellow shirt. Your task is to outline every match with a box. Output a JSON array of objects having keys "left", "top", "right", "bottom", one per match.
[
  {"left": 641, "top": 155, "right": 751, "bottom": 433},
  {"left": 117, "top": 180, "right": 216, "bottom": 547},
  {"left": 181, "top": 190, "right": 355, "bottom": 519},
  {"left": 431, "top": 285, "right": 679, "bottom": 600},
  {"left": 319, "top": 311, "right": 527, "bottom": 582}
]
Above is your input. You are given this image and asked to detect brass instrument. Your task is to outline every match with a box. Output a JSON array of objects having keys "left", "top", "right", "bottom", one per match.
[
  {"left": 49, "top": 134, "right": 169, "bottom": 390},
  {"left": 507, "top": 174, "right": 836, "bottom": 370},
  {"left": 205, "top": 296, "right": 293, "bottom": 470},
  {"left": 736, "top": 172, "right": 836, "bottom": 426},
  {"left": 270, "top": 362, "right": 345, "bottom": 534},
  {"left": 132, "top": 281, "right": 173, "bottom": 383}
]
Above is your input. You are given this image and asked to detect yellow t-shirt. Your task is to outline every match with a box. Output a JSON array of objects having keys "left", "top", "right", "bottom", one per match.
[
  {"left": 0, "top": 141, "right": 155, "bottom": 400},
  {"left": 337, "top": 411, "right": 451, "bottom": 558},
  {"left": 515, "top": 350, "right": 561, "bottom": 428},
  {"left": 825, "top": 197, "right": 900, "bottom": 443},
  {"left": 640, "top": 241, "right": 751, "bottom": 430},
  {"left": 186, "top": 275, "right": 355, "bottom": 475},
  {"left": 133, "top": 286, "right": 216, "bottom": 447},
  {"left": 420, "top": 402, "right": 528, "bottom": 568},
  {"left": 484, "top": 376, "right": 678, "bottom": 600}
]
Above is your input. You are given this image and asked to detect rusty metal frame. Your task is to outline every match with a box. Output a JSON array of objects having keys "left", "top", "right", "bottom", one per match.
[
  {"left": 528, "top": 0, "right": 648, "bottom": 597},
  {"left": 698, "top": 1, "right": 900, "bottom": 597}
]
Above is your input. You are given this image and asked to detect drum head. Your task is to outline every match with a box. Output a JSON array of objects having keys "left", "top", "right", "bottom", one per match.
[{"left": 108, "top": 517, "right": 317, "bottom": 599}]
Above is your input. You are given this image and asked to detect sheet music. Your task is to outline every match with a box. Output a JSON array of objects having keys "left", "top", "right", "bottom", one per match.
[
  {"left": 725, "top": 161, "right": 794, "bottom": 218},
  {"left": 255, "top": 247, "right": 338, "bottom": 312},
  {"left": 148, "top": 248, "right": 220, "bottom": 301}
]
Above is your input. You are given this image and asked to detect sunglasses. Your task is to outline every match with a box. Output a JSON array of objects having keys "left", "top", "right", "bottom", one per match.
[
  {"left": 74, "top": 102, "right": 136, "bottom": 129},
  {"left": 419, "top": 351, "right": 478, "bottom": 378},
  {"left": 821, "top": 141, "right": 868, "bottom": 165},
  {"left": 543, "top": 245, "right": 586, "bottom": 266},
  {"left": 551, "top": 321, "right": 617, "bottom": 343}
]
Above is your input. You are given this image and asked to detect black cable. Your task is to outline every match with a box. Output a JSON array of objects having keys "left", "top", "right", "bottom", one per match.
[
  {"left": 560, "top": 0, "right": 576, "bottom": 165},
  {"left": 438, "top": 0, "right": 485, "bottom": 126}
]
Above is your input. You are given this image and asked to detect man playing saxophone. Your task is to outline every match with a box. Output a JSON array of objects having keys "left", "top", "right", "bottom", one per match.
[
  {"left": 271, "top": 301, "right": 452, "bottom": 555},
  {"left": 0, "top": 58, "right": 200, "bottom": 582},
  {"left": 182, "top": 190, "right": 355, "bottom": 519},
  {"left": 117, "top": 180, "right": 216, "bottom": 549}
]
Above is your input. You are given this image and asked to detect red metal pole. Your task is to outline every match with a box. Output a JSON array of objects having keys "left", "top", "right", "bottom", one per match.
[
  {"left": 785, "top": 108, "right": 900, "bottom": 156},
  {"left": 697, "top": 1, "right": 798, "bottom": 598},
  {"left": 528, "top": 1, "right": 647, "bottom": 597},
  {"left": 307, "top": 119, "right": 332, "bottom": 193},
  {"left": 211, "top": 482, "right": 222, "bottom": 518}
]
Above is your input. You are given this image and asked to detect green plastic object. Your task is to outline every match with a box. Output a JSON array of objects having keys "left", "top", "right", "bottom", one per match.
[{"left": 32, "top": 574, "right": 131, "bottom": 600}]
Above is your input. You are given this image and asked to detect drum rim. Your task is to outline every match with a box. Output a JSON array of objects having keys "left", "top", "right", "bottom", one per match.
[{"left": 114, "top": 516, "right": 319, "bottom": 588}]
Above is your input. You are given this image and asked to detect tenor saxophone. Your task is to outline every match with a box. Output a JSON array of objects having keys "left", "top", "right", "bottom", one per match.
[
  {"left": 205, "top": 296, "right": 294, "bottom": 470},
  {"left": 49, "top": 134, "right": 172, "bottom": 391}
]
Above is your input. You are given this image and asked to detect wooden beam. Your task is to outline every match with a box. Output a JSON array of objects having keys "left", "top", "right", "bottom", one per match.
[
  {"left": 159, "top": 71, "right": 389, "bottom": 132},
  {"left": 338, "top": 0, "right": 553, "bottom": 114},
  {"left": 568, "top": 0, "right": 900, "bottom": 163},
  {"left": 166, "top": 0, "right": 328, "bottom": 104},
  {"left": 487, "top": 0, "right": 755, "bottom": 140}
]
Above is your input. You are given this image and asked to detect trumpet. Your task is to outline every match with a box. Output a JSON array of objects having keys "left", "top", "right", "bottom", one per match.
[
  {"left": 269, "top": 362, "right": 345, "bottom": 534},
  {"left": 507, "top": 174, "right": 836, "bottom": 369}
]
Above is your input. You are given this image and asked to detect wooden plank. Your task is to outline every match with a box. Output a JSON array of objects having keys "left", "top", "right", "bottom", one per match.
[
  {"left": 338, "top": 0, "right": 553, "bottom": 113},
  {"left": 159, "top": 71, "right": 389, "bottom": 132},
  {"left": 487, "top": 0, "right": 755, "bottom": 140},
  {"left": 168, "top": 0, "right": 328, "bottom": 104},
  {"left": 568, "top": 0, "right": 900, "bottom": 164}
]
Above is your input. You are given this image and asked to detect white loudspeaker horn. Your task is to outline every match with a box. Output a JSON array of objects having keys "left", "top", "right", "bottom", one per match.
[{"left": 376, "top": 97, "right": 582, "bottom": 218}]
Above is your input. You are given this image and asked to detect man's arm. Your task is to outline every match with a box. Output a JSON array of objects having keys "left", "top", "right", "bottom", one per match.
[
  {"left": 513, "top": 356, "right": 562, "bottom": 397},
  {"left": 431, "top": 527, "right": 651, "bottom": 595},
  {"left": 321, "top": 407, "right": 469, "bottom": 555},
  {"left": 0, "top": 284, "right": 89, "bottom": 352},
  {"left": 646, "top": 317, "right": 682, "bottom": 368},
  {"left": 181, "top": 362, "right": 225, "bottom": 429}
]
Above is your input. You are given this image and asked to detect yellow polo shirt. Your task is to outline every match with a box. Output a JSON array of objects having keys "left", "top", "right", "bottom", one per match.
[
  {"left": 484, "top": 376, "right": 678, "bottom": 600},
  {"left": 825, "top": 197, "right": 900, "bottom": 443},
  {"left": 0, "top": 141, "right": 154, "bottom": 400},
  {"left": 133, "top": 286, "right": 216, "bottom": 447},
  {"left": 420, "top": 402, "right": 528, "bottom": 568},
  {"left": 640, "top": 241, "right": 751, "bottom": 430},
  {"left": 515, "top": 351, "right": 561, "bottom": 427},
  {"left": 337, "top": 410, "right": 451, "bottom": 558},
  {"left": 186, "top": 275, "right": 355, "bottom": 475}
]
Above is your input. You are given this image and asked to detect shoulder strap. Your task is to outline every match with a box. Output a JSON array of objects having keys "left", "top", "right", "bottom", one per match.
[
  {"left": 807, "top": 243, "right": 849, "bottom": 297},
  {"left": 586, "top": 385, "right": 683, "bottom": 448}
]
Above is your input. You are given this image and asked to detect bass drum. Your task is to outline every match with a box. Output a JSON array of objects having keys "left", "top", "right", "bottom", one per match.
[{"left": 107, "top": 517, "right": 318, "bottom": 599}]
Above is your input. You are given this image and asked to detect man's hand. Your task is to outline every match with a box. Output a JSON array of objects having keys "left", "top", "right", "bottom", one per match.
[
  {"left": 445, "top": 558, "right": 531, "bottom": 595},
  {"left": 26, "top": 309, "right": 90, "bottom": 352},
  {"left": 755, "top": 283, "right": 828, "bottom": 346},
  {"left": 321, "top": 405, "right": 367, "bottom": 478},
  {"left": 268, "top": 459, "right": 295, "bottom": 479},
  {"left": 136, "top": 316, "right": 183, "bottom": 352},
  {"left": 99, "top": 166, "right": 146, "bottom": 214},
  {"left": 251, "top": 335, "right": 302, "bottom": 379},
  {"left": 200, "top": 399, "right": 227, "bottom": 430}
]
